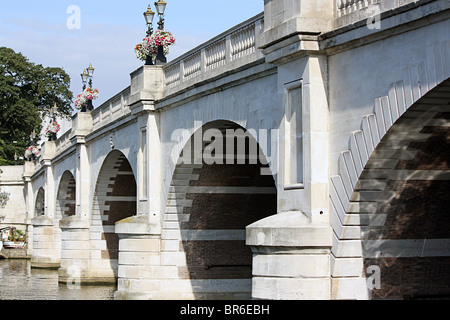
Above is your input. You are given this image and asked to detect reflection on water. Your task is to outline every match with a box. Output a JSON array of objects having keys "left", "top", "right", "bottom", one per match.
[{"left": 0, "top": 260, "right": 116, "bottom": 300}]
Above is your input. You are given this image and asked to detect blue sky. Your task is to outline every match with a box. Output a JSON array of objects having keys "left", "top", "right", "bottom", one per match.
[{"left": 0, "top": 0, "right": 263, "bottom": 108}]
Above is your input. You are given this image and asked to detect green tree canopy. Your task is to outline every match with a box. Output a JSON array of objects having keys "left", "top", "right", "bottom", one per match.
[{"left": 0, "top": 47, "right": 73, "bottom": 165}]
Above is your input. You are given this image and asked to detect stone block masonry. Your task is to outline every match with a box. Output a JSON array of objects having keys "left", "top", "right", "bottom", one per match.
[
  {"left": 6, "top": 0, "right": 448, "bottom": 300},
  {"left": 159, "top": 126, "right": 278, "bottom": 299}
]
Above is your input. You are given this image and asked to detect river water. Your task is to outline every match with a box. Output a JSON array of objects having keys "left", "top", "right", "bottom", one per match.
[{"left": 0, "top": 259, "right": 116, "bottom": 300}]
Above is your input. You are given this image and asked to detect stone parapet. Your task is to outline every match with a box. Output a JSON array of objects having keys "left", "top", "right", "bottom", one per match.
[
  {"left": 259, "top": 0, "right": 333, "bottom": 52},
  {"left": 129, "top": 65, "right": 165, "bottom": 110},
  {"left": 69, "top": 112, "right": 93, "bottom": 139},
  {"left": 40, "top": 141, "right": 56, "bottom": 162}
]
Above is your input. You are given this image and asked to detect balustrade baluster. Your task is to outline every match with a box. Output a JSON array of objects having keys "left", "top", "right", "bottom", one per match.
[{"left": 162, "top": 15, "right": 263, "bottom": 89}]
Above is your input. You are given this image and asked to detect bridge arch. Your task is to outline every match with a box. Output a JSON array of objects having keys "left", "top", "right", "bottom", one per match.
[
  {"left": 163, "top": 119, "right": 277, "bottom": 299},
  {"left": 331, "top": 77, "right": 450, "bottom": 299},
  {"left": 91, "top": 150, "right": 137, "bottom": 279},
  {"left": 34, "top": 187, "right": 45, "bottom": 217},
  {"left": 56, "top": 171, "right": 76, "bottom": 220}
]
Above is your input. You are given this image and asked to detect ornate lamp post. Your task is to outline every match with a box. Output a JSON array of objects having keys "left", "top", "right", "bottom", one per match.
[
  {"left": 144, "top": 5, "right": 155, "bottom": 65},
  {"left": 139, "top": 1, "right": 172, "bottom": 65},
  {"left": 14, "top": 151, "right": 23, "bottom": 166},
  {"left": 81, "top": 69, "right": 89, "bottom": 90},
  {"left": 29, "top": 130, "right": 36, "bottom": 144},
  {"left": 87, "top": 63, "right": 95, "bottom": 87},
  {"left": 24, "top": 130, "right": 39, "bottom": 161},
  {"left": 49, "top": 103, "right": 58, "bottom": 122},
  {"left": 46, "top": 103, "right": 60, "bottom": 141},
  {"left": 154, "top": 0, "right": 167, "bottom": 30},
  {"left": 80, "top": 63, "right": 95, "bottom": 112},
  {"left": 154, "top": 0, "right": 168, "bottom": 64}
]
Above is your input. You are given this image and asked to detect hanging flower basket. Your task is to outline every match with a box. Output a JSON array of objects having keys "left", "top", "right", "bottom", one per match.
[
  {"left": 45, "top": 121, "right": 61, "bottom": 141},
  {"left": 75, "top": 88, "right": 99, "bottom": 110},
  {"left": 24, "top": 146, "right": 41, "bottom": 161},
  {"left": 135, "top": 30, "right": 176, "bottom": 61}
]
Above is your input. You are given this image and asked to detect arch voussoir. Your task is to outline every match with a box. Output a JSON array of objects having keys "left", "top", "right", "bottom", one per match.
[{"left": 331, "top": 73, "right": 450, "bottom": 299}]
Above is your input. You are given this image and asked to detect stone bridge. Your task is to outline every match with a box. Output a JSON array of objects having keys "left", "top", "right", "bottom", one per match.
[{"left": 1, "top": 0, "right": 449, "bottom": 300}]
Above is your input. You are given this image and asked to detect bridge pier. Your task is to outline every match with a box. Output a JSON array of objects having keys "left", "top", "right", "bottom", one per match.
[
  {"left": 58, "top": 216, "right": 92, "bottom": 283},
  {"left": 247, "top": 212, "right": 333, "bottom": 300},
  {"left": 59, "top": 215, "right": 117, "bottom": 284},
  {"left": 241, "top": 0, "right": 335, "bottom": 300},
  {"left": 114, "top": 214, "right": 163, "bottom": 300},
  {"left": 30, "top": 215, "right": 60, "bottom": 269}
]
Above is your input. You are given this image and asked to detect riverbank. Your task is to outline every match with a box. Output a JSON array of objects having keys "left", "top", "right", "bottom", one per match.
[{"left": 0, "top": 248, "right": 30, "bottom": 259}]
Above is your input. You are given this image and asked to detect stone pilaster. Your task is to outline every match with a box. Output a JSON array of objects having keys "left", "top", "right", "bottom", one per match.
[
  {"left": 23, "top": 161, "right": 35, "bottom": 257},
  {"left": 70, "top": 112, "right": 93, "bottom": 219},
  {"left": 41, "top": 141, "right": 56, "bottom": 219},
  {"left": 129, "top": 65, "right": 164, "bottom": 233}
]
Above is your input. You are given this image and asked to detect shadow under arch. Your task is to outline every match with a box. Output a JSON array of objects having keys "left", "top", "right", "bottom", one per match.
[
  {"left": 165, "top": 119, "right": 277, "bottom": 300},
  {"left": 92, "top": 150, "right": 137, "bottom": 279},
  {"left": 334, "top": 79, "right": 450, "bottom": 300},
  {"left": 56, "top": 171, "right": 76, "bottom": 220}
]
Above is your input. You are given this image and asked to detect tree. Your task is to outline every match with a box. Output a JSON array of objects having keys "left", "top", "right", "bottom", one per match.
[{"left": 0, "top": 47, "right": 73, "bottom": 165}]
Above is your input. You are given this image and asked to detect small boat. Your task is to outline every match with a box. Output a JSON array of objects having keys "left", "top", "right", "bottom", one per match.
[
  {"left": 0, "top": 227, "right": 26, "bottom": 249},
  {"left": 2, "top": 241, "right": 26, "bottom": 249}
]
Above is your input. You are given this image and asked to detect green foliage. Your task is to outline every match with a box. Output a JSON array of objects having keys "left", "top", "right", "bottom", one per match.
[
  {"left": 7, "top": 229, "right": 26, "bottom": 242},
  {"left": 0, "top": 47, "right": 73, "bottom": 165},
  {"left": 16, "top": 229, "right": 26, "bottom": 242}
]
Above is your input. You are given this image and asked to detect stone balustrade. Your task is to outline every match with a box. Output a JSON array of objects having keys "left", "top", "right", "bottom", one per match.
[
  {"left": 163, "top": 13, "right": 264, "bottom": 95},
  {"left": 336, "top": 0, "right": 377, "bottom": 15},
  {"left": 335, "top": 0, "right": 420, "bottom": 27},
  {"left": 91, "top": 87, "right": 131, "bottom": 132},
  {"left": 55, "top": 130, "right": 72, "bottom": 155},
  {"left": 42, "top": 87, "right": 132, "bottom": 162},
  {"left": 336, "top": 0, "right": 418, "bottom": 15}
]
